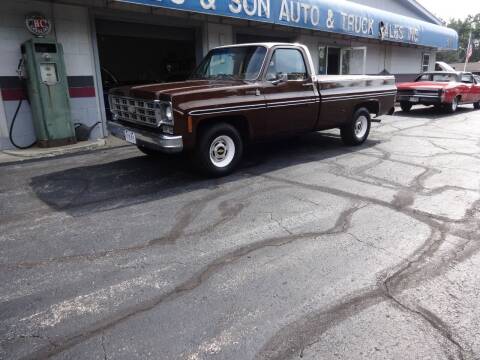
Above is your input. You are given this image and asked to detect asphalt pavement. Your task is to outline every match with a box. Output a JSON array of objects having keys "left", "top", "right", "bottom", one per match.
[{"left": 1, "top": 105, "right": 480, "bottom": 360}]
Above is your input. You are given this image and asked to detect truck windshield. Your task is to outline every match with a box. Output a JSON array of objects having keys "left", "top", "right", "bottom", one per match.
[{"left": 191, "top": 46, "right": 267, "bottom": 81}]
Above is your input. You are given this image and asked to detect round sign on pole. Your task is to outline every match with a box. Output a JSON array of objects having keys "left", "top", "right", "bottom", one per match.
[{"left": 25, "top": 13, "right": 52, "bottom": 37}]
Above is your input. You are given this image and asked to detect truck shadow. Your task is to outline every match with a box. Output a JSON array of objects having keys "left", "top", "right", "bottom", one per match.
[
  {"left": 394, "top": 105, "right": 476, "bottom": 118},
  {"left": 30, "top": 132, "right": 379, "bottom": 216}
]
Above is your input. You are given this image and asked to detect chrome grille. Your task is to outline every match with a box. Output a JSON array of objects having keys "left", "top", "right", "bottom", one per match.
[{"left": 109, "top": 96, "right": 159, "bottom": 127}]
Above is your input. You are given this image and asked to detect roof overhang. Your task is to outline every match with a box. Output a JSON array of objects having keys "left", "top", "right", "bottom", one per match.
[
  {"left": 113, "top": 0, "right": 458, "bottom": 50},
  {"left": 405, "top": 0, "right": 444, "bottom": 26}
]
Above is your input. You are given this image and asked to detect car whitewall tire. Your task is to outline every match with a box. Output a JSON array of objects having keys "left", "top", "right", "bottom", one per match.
[{"left": 447, "top": 96, "right": 459, "bottom": 113}]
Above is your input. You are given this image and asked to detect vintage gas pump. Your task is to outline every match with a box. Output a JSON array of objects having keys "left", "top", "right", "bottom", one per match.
[{"left": 20, "top": 37, "right": 76, "bottom": 147}]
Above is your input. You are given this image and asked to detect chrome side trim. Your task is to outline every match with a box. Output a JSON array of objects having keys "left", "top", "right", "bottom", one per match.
[
  {"left": 321, "top": 92, "right": 397, "bottom": 103},
  {"left": 321, "top": 91, "right": 397, "bottom": 99},
  {"left": 322, "top": 93, "right": 397, "bottom": 103},
  {"left": 268, "top": 99, "right": 318, "bottom": 108},
  {"left": 189, "top": 103, "right": 266, "bottom": 116},
  {"left": 188, "top": 91, "right": 394, "bottom": 116},
  {"left": 268, "top": 99, "right": 319, "bottom": 106},
  {"left": 189, "top": 98, "right": 320, "bottom": 116}
]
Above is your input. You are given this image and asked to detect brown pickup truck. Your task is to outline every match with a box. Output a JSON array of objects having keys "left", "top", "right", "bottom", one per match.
[{"left": 108, "top": 43, "right": 396, "bottom": 176}]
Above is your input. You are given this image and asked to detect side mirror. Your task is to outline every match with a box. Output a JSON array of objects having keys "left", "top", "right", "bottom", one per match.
[{"left": 270, "top": 73, "right": 288, "bottom": 85}]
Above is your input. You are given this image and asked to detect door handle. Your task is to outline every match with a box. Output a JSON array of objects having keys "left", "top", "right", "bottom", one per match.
[{"left": 302, "top": 83, "right": 314, "bottom": 87}]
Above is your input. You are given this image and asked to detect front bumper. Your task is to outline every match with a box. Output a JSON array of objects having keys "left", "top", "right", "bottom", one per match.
[{"left": 107, "top": 121, "right": 183, "bottom": 154}]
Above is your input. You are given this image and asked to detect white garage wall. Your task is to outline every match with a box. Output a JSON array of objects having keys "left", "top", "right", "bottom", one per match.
[
  {"left": 0, "top": 0, "right": 102, "bottom": 150},
  {"left": 0, "top": 1, "right": 55, "bottom": 77},
  {"left": 0, "top": 0, "right": 53, "bottom": 149},
  {"left": 364, "top": 44, "right": 386, "bottom": 74},
  {"left": 390, "top": 46, "right": 422, "bottom": 73},
  {"left": 53, "top": 3, "right": 103, "bottom": 141},
  {"left": 296, "top": 35, "right": 320, "bottom": 73},
  {"left": 54, "top": 4, "right": 96, "bottom": 78},
  {"left": 203, "top": 23, "right": 233, "bottom": 54}
]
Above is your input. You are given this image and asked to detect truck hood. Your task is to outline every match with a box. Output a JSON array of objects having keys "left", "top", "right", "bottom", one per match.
[
  {"left": 110, "top": 80, "right": 247, "bottom": 100},
  {"left": 397, "top": 81, "right": 455, "bottom": 90}
]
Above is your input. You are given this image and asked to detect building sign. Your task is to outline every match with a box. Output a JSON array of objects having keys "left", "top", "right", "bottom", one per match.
[
  {"left": 25, "top": 13, "right": 52, "bottom": 37},
  {"left": 119, "top": 0, "right": 458, "bottom": 50}
]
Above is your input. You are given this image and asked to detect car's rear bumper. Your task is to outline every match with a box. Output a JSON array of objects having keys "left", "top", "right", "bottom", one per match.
[
  {"left": 397, "top": 95, "right": 442, "bottom": 105},
  {"left": 107, "top": 121, "right": 183, "bottom": 154}
]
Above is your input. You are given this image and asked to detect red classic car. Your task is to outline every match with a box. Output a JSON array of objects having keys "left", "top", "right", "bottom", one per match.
[{"left": 397, "top": 71, "right": 480, "bottom": 113}]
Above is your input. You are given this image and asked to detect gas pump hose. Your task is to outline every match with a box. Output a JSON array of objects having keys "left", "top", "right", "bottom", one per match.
[{"left": 8, "top": 99, "right": 36, "bottom": 150}]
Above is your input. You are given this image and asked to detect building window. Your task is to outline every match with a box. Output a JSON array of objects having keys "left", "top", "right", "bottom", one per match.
[
  {"left": 422, "top": 53, "right": 430, "bottom": 73},
  {"left": 319, "top": 46, "right": 366, "bottom": 75},
  {"left": 341, "top": 47, "right": 367, "bottom": 75}
]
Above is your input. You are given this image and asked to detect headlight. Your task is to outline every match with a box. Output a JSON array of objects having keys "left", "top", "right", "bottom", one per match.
[
  {"left": 154, "top": 101, "right": 175, "bottom": 127},
  {"left": 165, "top": 105, "right": 173, "bottom": 122}
]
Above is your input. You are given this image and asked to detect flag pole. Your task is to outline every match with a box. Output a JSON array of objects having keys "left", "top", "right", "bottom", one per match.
[{"left": 464, "top": 32, "right": 472, "bottom": 72}]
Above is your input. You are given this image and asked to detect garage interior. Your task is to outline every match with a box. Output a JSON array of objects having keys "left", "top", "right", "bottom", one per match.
[
  {"left": 95, "top": 18, "right": 298, "bottom": 88},
  {"left": 95, "top": 19, "right": 198, "bottom": 94}
]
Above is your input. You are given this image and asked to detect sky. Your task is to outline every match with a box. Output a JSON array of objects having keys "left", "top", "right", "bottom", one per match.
[{"left": 416, "top": 0, "right": 480, "bottom": 21}]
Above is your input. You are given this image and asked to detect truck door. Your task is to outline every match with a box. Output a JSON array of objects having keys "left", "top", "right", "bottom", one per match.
[{"left": 262, "top": 47, "right": 318, "bottom": 135}]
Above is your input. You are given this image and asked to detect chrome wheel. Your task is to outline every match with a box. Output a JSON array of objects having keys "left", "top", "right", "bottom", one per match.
[
  {"left": 354, "top": 115, "right": 368, "bottom": 139},
  {"left": 209, "top": 135, "right": 235, "bottom": 168},
  {"left": 451, "top": 97, "right": 458, "bottom": 112}
]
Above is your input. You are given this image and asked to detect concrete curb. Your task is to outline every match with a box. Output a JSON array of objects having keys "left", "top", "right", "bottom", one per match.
[
  {"left": 0, "top": 139, "right": 107, "bottom": 163},
  {"left": 3, "top": 139, "right": 107, "bottom": 158}
]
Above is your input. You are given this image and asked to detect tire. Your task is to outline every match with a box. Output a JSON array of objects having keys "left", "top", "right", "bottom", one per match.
[
  {"left": 446, "top": 96, "right": 459, "bottom": 113},
  {"left": 195, "top": 123, "right": 243, "bottom": 177},
  {"left": 474, "top": 101, "right": 480, "bottom": 110},
  {"left": 400, "top": 101, "right": 412, "bottom": 112},
  {"left": 341, "top": 108, "right": 371, "bottom": 146},
  {"left": 137, "top": 145, "right": 162, "bottom": 157}
]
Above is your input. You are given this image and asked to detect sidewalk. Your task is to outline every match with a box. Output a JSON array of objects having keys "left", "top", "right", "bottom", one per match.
[{"left": 0, "top": 137, "right": 126, "bottom": 165}]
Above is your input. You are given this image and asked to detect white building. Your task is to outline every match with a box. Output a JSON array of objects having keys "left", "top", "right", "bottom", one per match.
[{"left": 0, "top": 0, "right": 458, "bottom": 149}]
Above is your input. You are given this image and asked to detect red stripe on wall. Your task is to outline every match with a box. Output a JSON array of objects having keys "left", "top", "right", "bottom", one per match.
[
  {"left": 1, "top": 88, "right": 28, "bottom": 101},
  {"left": 69, "top": 87, "right": 96, "bottom": 98},
  {"left": 1, "top": 87, "right": 96, "bottom": 101}
]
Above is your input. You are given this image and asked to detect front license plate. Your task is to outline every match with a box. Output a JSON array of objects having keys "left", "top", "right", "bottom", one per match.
[
  {"left": 124, "top": 130, "right": 136, "bottom": 144},
  {"left": 409, "top": 97, "right": 419, "bottom": 103}
]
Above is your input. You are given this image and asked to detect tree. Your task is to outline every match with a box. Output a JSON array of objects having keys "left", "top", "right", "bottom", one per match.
[{"left": 437, "top": 13, "right": 480, "bottom": 64}]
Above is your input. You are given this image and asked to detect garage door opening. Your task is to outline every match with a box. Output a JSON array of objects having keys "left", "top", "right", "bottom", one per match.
[{"left": 95, "top": 19, "right": 198, "bottom": 117}]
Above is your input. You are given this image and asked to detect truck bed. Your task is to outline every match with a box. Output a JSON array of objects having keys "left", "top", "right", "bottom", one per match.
[{"left": 314, "top": 75, "right": 397, "bottom": 129}]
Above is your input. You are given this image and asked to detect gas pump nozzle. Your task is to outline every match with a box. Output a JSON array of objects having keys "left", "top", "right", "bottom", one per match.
[{"left": 16, "top": 58, "right": 25, "bottom": 79}]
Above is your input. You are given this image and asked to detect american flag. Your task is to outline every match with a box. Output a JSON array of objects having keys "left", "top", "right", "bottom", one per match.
[{"left": 466, "top": 33, "right": 473, "bottom": 63}]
